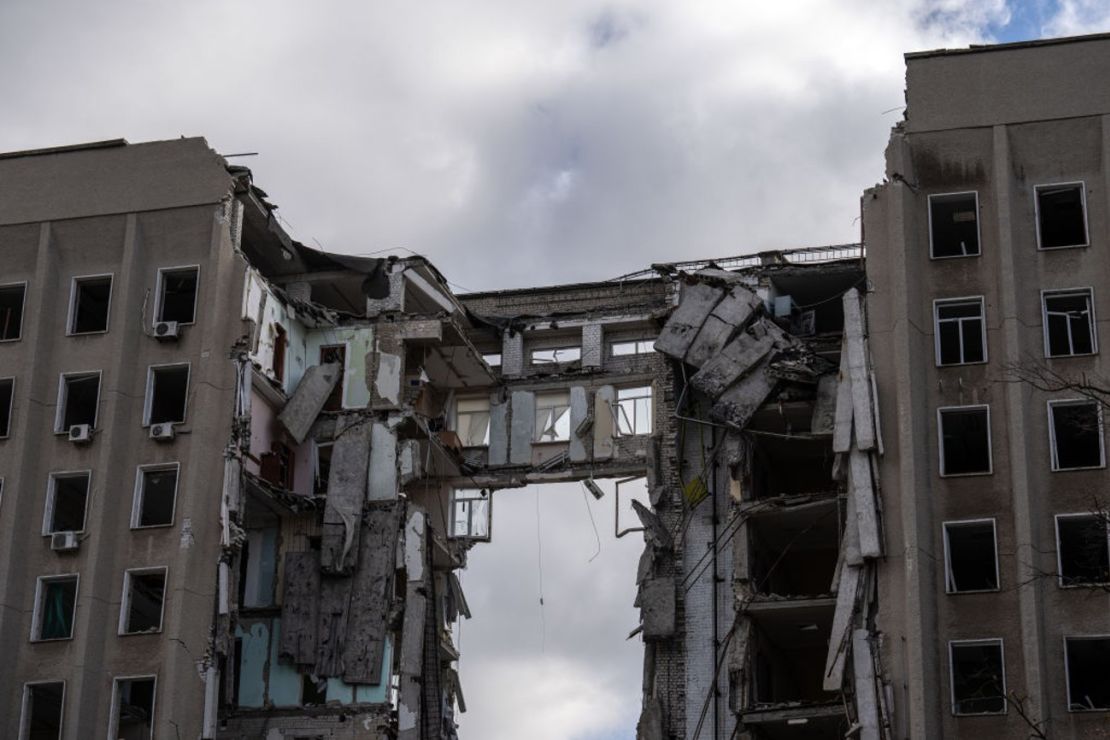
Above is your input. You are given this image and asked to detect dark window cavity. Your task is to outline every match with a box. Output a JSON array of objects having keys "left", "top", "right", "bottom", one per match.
[
  {"left": 1057, "top": 515, "right": 1110, "bottom": 586},
  {"left": 320, "top": 345, "right": 346, "bottom": 411},
  {"left": 930, "top": 192, "right": 980, "bottom": 258},
  {"left": 135, "top": 467, "right": 177, "bottom": 528},
  {"left": 47, "top": 474, "right": 89, "bottom": 534},
  {"left": 36, "top": 576, "right": 77, "bottom": 640},
  {"left": 950, "top": 640, "right": 1006, "bottom": 715},
  {"left": 58, "top": 373, "right": 100, "bottom": 431},
  {"left": 0, "top": 283, "right": 25, "bottom": 341},
  {"left": 939, "top": 406, "right": 991, "bottom": 476},
  {"left": 158, "top": 267, "right": 198, "bottom": 323},
  {"left": 272, "top": 323, "right": 287, "bottom": 383},
  {"left": 1066, "top": 637, "right": 1110, "bottom": 711},
  {"left": 944, "top": 520, "right": 998, "bottom": 593},
  {"left": 1043, "top": 290, "right": 1096, "bottom": 357},
  {"left": 147, "top": 365, "right": 189, "bottom": 425},
  {"left": 315, "top": 443, "right": 333, "bottom": 494},
  {"left": 122, "top": 570, "right": 166, "bottom": 634},
  {"left": 0, "top": 377, "right": 12, "bottom": 437},
  {"left": 1049, "top": 400, "right": 1104, "bottom": 470},
  {"left": 301, "top": 674, "right": 327, "bottom": 706},
  {"left": 23, "top": 682, "right": 64, "bottom": 740},
  {"left": 935, "top": 298, "right": 985, "bottom": 365},
  {"left": 1037, "top": 183, "right": 1088, "bottom": 249},
  {"left": 69, "top": 276, "right": 111, "bottom": 334},
  {"left": 111, "top": 677, "right": 155, "bottom": 740}
]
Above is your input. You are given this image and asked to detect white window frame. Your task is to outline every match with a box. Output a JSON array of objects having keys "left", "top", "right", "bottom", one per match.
[
  {"left": 130, "top": 463, "right": 180, "bottom": 529},
  {"left": 118, "top": 567, "right": 168, "bottom": 636},
  {"left": 1054, "top": 512, "right": 1110, "bottom": 588},
  {"left": 0, "top": 375, "right": 13, "bottom": 438},
  {"left": 1041, "top": 288, "right": 1098, "bottom": 358},
  {"left": 449, "top": 488, "right": 492, "bottom": 541},
  {"left": 933, "top": 296, "right": 987, "bottom": 366},
  {"left": 0, "top": 280, "right": 28, "bottom": 342},
  {"left": 611, "top": 339, "right": 654, "bottom": 356},
  {"left": 481, "top": 353, "right": 502, "bottom": 368},
  {"left": 534, "top": 390, "right": 572, "bottom": 443},
  {"left": 614, "top": 385, "right": 653, "bottom": 437},
  {"left": 107, "top": 674, "right": 158, "bottom": 740},
  {"left": 53, "top": 370, "right": 102, "bottom": 434},
  {"left": 154, "top": 264, "right": 200, "bottom": 325},
  {"left": 30, "top": 573, "right": 80, "bottom": 642},
  {"left": 19, "top": 679, "right": 66, "bottom": 740},
  {"left": 1064, "top": 634, "right": 1110, "bottom": 712},
  {"left": 452, "top": 395, "right": 492, "bottom": 447},
  {"left": 530, "top": 346, "right": 581, "bottom": 365},
  {"left": 1047, "top": 399, "right": 1106, "bottom": 472},
  {"left": 948, "top": 638, "right": 1007, "bottom": 716},
  {"left": 41, "top": 470, "right": 92, "bottom": 536},
  {"left": 143, "top": 362, "right": 191, "bottom": 427},
  {"left": 928, "top": 191, "right": 981, "bottom": 260},
  {"left": 937, "top": 404, "right": 993, "bottom": 477},
  {"left": 943, "top": 518, "right": 999, "bottom": 594},
  {"left": 1035, "top": 181, "right": 1089, "bottom": 251},
  {"left": 66, "top": 273, "right": 114, "bottom": 336}
]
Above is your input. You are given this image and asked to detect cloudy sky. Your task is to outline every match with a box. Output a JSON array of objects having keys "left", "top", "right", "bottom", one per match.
[{"left": 3, "top": 1, "right": 1110, "bottom": 737}]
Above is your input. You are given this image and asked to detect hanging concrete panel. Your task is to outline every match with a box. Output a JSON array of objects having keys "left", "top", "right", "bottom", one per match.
[
  {"left": 278, "top": 362, "right": 341, "bottom": 444},
  {"left": 689, "top": 331, "right": 775, "bottom": 400},
  {"left": 640, "top": 577, "right": 676, "bottom": 639},
  {"left": 593, "top": 385, "right": 615, "bottom": 460},
  {"left": 488, "top": 393, "right": 509, "bottom": 465},
  {"left": 315, "top": 573, "right": 352, "bottom": 677},
  {"left": 568, "top": 386, "right": 590, "bottom": 462},
  {"left": 654, "top": 282, "right": 724, "bottom": 361},
  {"left": 509, "top": 390, "right": 535, "bottom": 465},
  {"left": 342, "top": 503, "right": 402, "bottom": 685},
  {"left": 710, "top": 367, "right": 776, "bottom": 430},
  {"left": 843, "top": 288, "right": 876, "bottom": 451},
  {"left": 685, "top": 285, "right": 761, "bottom": 369},
  {"left": 321, "top": 417, "right": 371, "bottom": 574},
  {"left": 367, "top": 422, "right": 398, "bottom": 501},
  {"left": 279, "top": 551, "right": 321, "bottom": 666},
  {"left": 811, "top": 374, "right": 838, "bottom": 436}
]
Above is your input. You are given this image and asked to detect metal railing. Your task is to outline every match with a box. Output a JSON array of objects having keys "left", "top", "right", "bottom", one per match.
[{"left": 607, "top": 242, "right": 864, "bottom": 282}]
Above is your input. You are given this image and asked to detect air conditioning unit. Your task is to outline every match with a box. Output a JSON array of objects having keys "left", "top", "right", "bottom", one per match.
[
  {"left": 51, "top": 531, "right": 79, "bottom": 552},
  {"left": 150, "top": 423, "right": 176, "bottom": 441},
  {"left": 153, "top": 321, "right": 180, "bottom": 340},
  {"left": 68, "top": 424, "right": 92, "bottom": 443}
]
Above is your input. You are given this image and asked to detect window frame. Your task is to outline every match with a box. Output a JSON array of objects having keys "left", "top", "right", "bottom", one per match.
[
  {"left": 1054, "top": 512, "right": 1110, "bottom": 588},
  {"left": 1047, "top": 398, "right": 1106, "bottom": 472},
  {"left": 1034, "top": 181, "right": 1089, "bottom": 251},
  {"left": 41, "top": 470, "right": 92, "bottom": 536},
  {"left": 614, "top": 384, "right": 654, "bottom": 437},
  {"left": 937, "top": 404, "right": 993, "bottom": 478},
  {"left": 1063, "top": 634, "right": 1110, "bottom": 712},
  {"left": 53, "top": 370, "right": 102, "bottom": 434},
  {"left": 933, "top": 296, "right": 988, "bottom": 366},
  {"left": 130, "top": 463, "right": 180, "bottom": 530},
  {"left": 30, "top": 573, "right": 80, "bottom": 642},
  {"left": 530, "top": 345, "right": 582, "bottom": 365},
  {"left": 154, "top": 264, "right": 200, "bottom": 326},
  {"left": 143, "top": 362, "right": 191, "bottom": 427},
  {"left": 1041, "top": 288, "right": 1098, "bottom": 358},
  {"left": 107, "top": 674, "right": 158, "bottom": 740},
  {"left": 0, "top": 375, "right": 14, "bottom": 438},
  {"left": 533, "top": 390, "right": 572, "bottom": 443},
  {"left": 66, "top": 273, "right": 114, "bottom": 336},
  {"left": 118, "top": 566, "right": 169, "bottom": 636},
  {"left": 948, "top": 638, "right": 1007, "bottom": 716},
  {"left": 610, "top": 339, "right": 655, "bottom": 357},
  {"left": 452, "top": 395, "right": 492, "bottom": 448},
  {"left": 928, "top": 191, "right": 982, "bottom": 260},
  {"left": 0, "top": 280, "right": 28, "bottom": 342},
  {"left": 449, "top": 488, "right": 492, "bottom": 542},
  {"left": 19, "top": 679, "right": 66, "bottom": 740},
  {"left": 942, "top": 518, "right": 1000, "bottom": 594}
]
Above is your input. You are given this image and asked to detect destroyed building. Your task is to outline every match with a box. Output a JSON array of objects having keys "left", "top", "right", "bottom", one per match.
[{"left": 2, "top": 31, "right": 1110, "bottom": 740}]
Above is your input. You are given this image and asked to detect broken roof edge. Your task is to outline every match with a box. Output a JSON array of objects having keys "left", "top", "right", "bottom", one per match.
[
  {"left": 608, "top": 243, "right": 864, "bottom": 283},
  {"left": 0, "top": 137, "right": 129, "bottom": 161},
  {"left": 905, "top": 30, "right": 1110, "bottom": 60}
]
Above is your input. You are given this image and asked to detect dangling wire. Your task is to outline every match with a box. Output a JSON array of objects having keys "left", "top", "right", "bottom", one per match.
[
  {"left": 581, "top": 484, "right": 602, "bottom": 563},
  {"left": 535, "top": 488, "right": 547, "bottom": 654}
]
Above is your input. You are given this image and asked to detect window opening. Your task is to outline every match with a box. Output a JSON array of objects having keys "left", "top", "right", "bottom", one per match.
[
  {"left": 950, "top": 640, "right": 1006, "bottom": 715},
  {"left": 1043, "top": 289, "right": 1096, "bottom": 357},
  {"left": 320, "top": 345, "right": 346, "bottom": 411},
  {"left": 301, "top": 674, "right": 327, "bottom": 706},
  {"left": 120, "top": 569, "right": 166, "bottom": 634},
  {"left": 109, "top": 677, "right": 156, "bottom": 740},
  {"left": 146, "top": 365, "right": 189, "bottom": 425},
  {"left": 45, "top": 473, "right": 90, "bottom": 534},
  {"left": 260, "top": 441, "right": 296, "bottom": 490},
  {"left": 615, "top": 386, "right": 653, "bottom": 436},
  {"left": 1066, "top": 636, "right": 1110, "bottom": 711},
  {"left": 1037, "top": 183, "right": 1088, "bottom": 249},
  {"left": 20, "top": 682, "right": 64, "bottom": 740},
  {"left": 34, "top": 575, "right": 77, "bottom": 641},
  {"left": 56, "top": 372, "right": 100, "bottom": 432},
  {"left": 272, "top": 324, "right": 288, "bottom": 383},
  {"left": 934, "top": 298, "right": 985, "bottom": 365},
  {"left": 1049, "top": 400, "right": 1104, "bottom": 470},
  {"left": 944, "top": 520, "right": 998, "bottom": 593},
  {"left": 455, "top": 397, "right": 491, "bottom": 447},
  {"left": 929, "top": 192, "right": 980, "bottom": 258},
  {"left": 450, "top": 489, "right": 491, "bottom": 540},
  {"left": 242, "top": 528, "right": 278, "bottom": 608},
  {"left": 611, "top": 339, "right": 654, "bottom": 356},
  {"left": 0, "top": 283, "right": 25, "bottom": 341},
  {"left": 157, "top": 267, "right": 198, "bottom": 323},
  {"left": 938, "top": 406, "right": 991, "bottom": 476},
  {"left": 531, "top": 346, "right": 581, "bottom": 364},
  {"left": 0, "top": 377, "right": 13, "bottom": 437},
  {"left": 1056, "top": 514, "right": 1110, "bottom": 586},
  {"left": 534, "top": 391, "right": 571, "bottom": 442},
  {"left": 133, "top": 465, "right": 178, "bottom": 528},
  {"left": 315, "top": 442, "right": 333, "bottom": 494},
  {"left": 482, "top": 353, "right": 501, "bottom": 367},
  {"left": 68, "top": 275, "right": 111, "bottom": 334}
]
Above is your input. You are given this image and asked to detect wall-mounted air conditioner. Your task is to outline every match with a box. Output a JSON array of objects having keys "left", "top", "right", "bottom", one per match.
[
  {"left": 68, "top": 424, "right": 92, "bottom": 444},
  {"left": 150, "top": 423, "right": 176, "bottom": 441},
  {"left": 51, "top": 531, "right": 80, "bottom": 552},
  {"left": 153, "top": 321, "right": 179, "bottom": 340}
]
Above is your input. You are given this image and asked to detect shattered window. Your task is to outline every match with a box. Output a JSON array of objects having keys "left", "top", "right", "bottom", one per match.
[
  {"left": 615, "top": 386, "right": 653, "bottom": 436},
  {"left": 482, "top": 353, "right": 501, "bottom": 367},
  {"left": 534, "top": 391, "right": 571, "bottom": 442},
  {"left": 949, "top": 640, "right": 1006, "bottom": 715},
  {"left": 110, "top": 676, "right": 156, "bottom": 740},
  {"left": 68, "top": 275, "right": 112, "bottom": 334},
  {"left": 929, "top": 192, "right": 980, "bottom": 258},
  {"left": 133, "top": 465, "right": 178, "bottom": 528},
  {"left": 1037, "top": 183, "right": 1088, "bottom": 249},
  {"left": 1066, "top": 637, "right": 1110, "bottom": 711},
  {"left": 611, "top": 339, "right": 654, "bottom": 356},
  {"left": 1056, "top": 514, "right": 1110, "bottom": 586},
  {"left": 944, "top": 520, "right": 998, "bottom": 593},
  {"left": 1043, "top": 289, "right": 1096, "bottom": 357},
  {"left": 1049, "top": 400, "right": 1104, "bottom": 470},
  {"left": 531, "top": 346, "right": 581, "bottom": 364},
  {"left": 0, "top": 377, "right": 13, "bottom": 437},
  {"left": 34, "top": 575, "right": 77, "bottom": 641},
  {"left": 21, "top": 681, "right": 65, "bottom": 740},
  {"left": 0, "top": 283, "right": 26, "bottom": 341},
  {"left": 56, "top": 372, "right": 100, "bottom": 433},
  {"left": 450, "top": 488, "right": 491, "bottom": 540},
  {"left": 45, "top": 472, "right": 90, "bottom": 534},
  {"left": 157, "top": 266, "right": 198, "bottom": 324},
  {"left": 455, "top": 397, "right": 491, "bottom": 447},
  {"left": 934, "top": 298, "right": 986, "bottom": 365},
  {"left": 320, "top": 345, "right": 346, "bottom": 411},
  {"left": 120, "top": 569, "right": 166, "bottom": 634},
  {"left": 938, "top": 406, "right": 991, "bottom": 476},
  {"left": 145, "top": 364, "right": 189, "bottom": 425}
]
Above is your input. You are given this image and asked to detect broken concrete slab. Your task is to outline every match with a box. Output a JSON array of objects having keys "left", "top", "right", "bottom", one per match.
[
  {"left": 367, "top": 422, "right": 398, "bottom": 501},
  {"left": 636, "top": 698, "right": 666, "bottom": 740},
  {"left": 279, "top": 551, "right": 321, "bottom": 666},
  {"left": 640, "top": 577, "right": 676, "bottom": 640},
  {"left": 710, "top": 367, "right": 777, "bottom": 430},
  {"left": 823, "top": 562, "right": 861, "bottom": 692},
  {"left": 509, "top": 390, "right": 534, "bottom": 465},
  {"left": 342, "top": 504, "right": 402, "bottom": 685},
  {"left": 849, "top": 448, "right": 881, "bottom": 559},
  {"left": 277, "top": 362, "right": 340, "bottom": 444},
  {"left": 852, "top": 629, "right": 881, "bottom": 740},
  {"left": 689, "top": 330, "right": 775, "bottom": 400},
  {"left": 488, "top": 393, "right": 509, "bottom": 465},
  {"left": 684, "top": 285, "right": 762, "bottom": 368},
  {"left": 568, "top": 386, "right": 590, "bottom": 462},
  {"left": 321, "top": 416, "right": 371, "bottom": 574},
  {"left": 811, "top": 374, "right": 838, "bottom": 436},
  {"left": 632, "top": 500, "right": 673, "bottom": 551},
  {"left": 315, "top": 573, "right": 352, "bottom": 677},
  {"left": 654, "top": 281, "right": 724, "bottom": 361},
  {"left": 593, "top": 385, "right": 615, "bottom": 460},
  {"left": 843, "top": 288, "right": 876, "bottom": 451}
]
